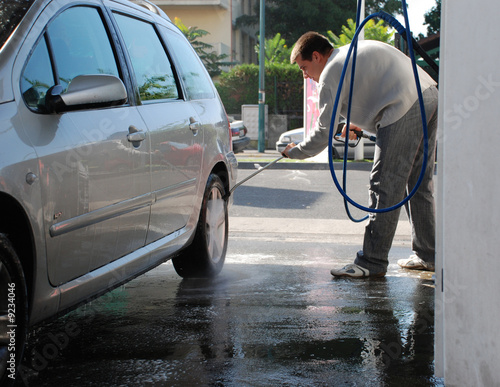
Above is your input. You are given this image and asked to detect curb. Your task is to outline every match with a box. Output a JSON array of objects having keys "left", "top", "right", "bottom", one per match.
[
  {"left": 236, "top": 161, "right": 330, "bottom": 170},
  {"left": 236, "top": 160, "right": 373, "bottom": 171},
  {"left": 234, "top": 150, "right": 374, "bottom": 171}
]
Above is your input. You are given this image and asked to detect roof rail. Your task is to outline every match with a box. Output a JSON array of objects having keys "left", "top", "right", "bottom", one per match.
[{"left": 128, "top": 0, "right": 170, "bottom": 20}]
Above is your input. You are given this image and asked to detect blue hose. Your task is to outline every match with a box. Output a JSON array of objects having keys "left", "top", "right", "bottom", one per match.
[{"left": 328, "top": 0, "right": 429, "bottom": 221}]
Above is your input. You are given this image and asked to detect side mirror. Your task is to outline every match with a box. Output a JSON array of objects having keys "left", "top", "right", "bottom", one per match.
[{"left": 45, "top": 74, "right": 127, "bottom": 113}]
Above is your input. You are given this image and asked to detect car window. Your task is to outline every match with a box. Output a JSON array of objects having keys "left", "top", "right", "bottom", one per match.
[
  {"left": 159, "top": 26, "right": 214, "bottom": 100},
  {"left": 114, "top": 14, "right": 179, "bottom": 102},
  {"left": 48, "top": 7, "right": 119, "bottom": 91},
  {"left": 21, "top": 6, "right": 120, "bottom": 112},
  {"left": 21, "top": 37, "right": 54, "bottom": 111}
]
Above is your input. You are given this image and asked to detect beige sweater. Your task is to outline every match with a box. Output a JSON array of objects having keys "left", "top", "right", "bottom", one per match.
[{"left": 289, "top": 40, "right": 437, "bottom": 159}]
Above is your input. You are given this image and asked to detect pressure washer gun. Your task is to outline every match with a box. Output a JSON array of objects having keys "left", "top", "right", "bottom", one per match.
[
  {"left": 352, "top": 129, "right": 376, "bottom": 142},
  {"left": 334, "top": 123, "right": 376, "bottom": 144}
]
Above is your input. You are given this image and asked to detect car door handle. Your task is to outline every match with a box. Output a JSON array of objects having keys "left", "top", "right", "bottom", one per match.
[
  {"left": 127, "top": 125, "right": 146, "bottom": 146},
  {"left": 189, "top": 118, "right": 201, "bottom": 135},
  {"left": 127, "top": 132, "right": 146, "bottom": 142}
]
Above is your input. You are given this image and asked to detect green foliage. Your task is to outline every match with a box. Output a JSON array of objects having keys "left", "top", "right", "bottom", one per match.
[
  {"left": 235, "top": 0, "right": 402, "bottom": 45},
  {"left": 327, "top": 18, "right": 394, "bottom": 48},
  {"left": 202, "top": 51, "right": 235, "bottom": 78},
  {"left": 364, "top": 19, "right": 395, "bottom": 42},
  {"left": 218, "top": 14, "right": 396, "bottom": 118},
  {"left": 215, "top": 64, "right": 258, "bottom": 113},
  {"left": 424, "top": 0, "right": 441, "bottom": 36},
  {"left": 365, "top": 0, "right": 402, "bottom": 15},
  {"left": 215, "top": 63, "right": 303, "bottom": 116},
  {"left": 255, "top": 33, "right": 292, "bottom": 64},
  {"left": 174, "top": 17, "right": 212, "bottom": 54},
  {"left": 139, "top": 75, "right": 178, "bottom": 101},
  {"left": 174, "top": 17, "right": 233, "bottom": 77}
]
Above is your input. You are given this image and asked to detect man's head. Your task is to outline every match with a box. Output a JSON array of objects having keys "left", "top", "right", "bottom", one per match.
[{"left": 291, "top": 32, "right": 333, "bottom": 82}]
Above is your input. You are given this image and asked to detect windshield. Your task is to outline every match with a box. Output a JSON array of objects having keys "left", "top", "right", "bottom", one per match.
[{"left": 0, "top": 0, "right": 35, "bottom": 49}]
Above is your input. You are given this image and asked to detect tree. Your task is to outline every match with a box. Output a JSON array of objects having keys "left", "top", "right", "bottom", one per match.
[
  {"left": 424, "top": 0, "right": 441, "bottom": 36},
  {"left": 254, "top": 33, "right": 292, "bottom": 64},
  {"left": 365, "top": 0, "right": 402, "bottom": 15},
  {"left": 235, "top": 0, "right": 402, "bottom": 45},
  {"left": 0, "top": 0, "right": 34, "bottom": 48},
  {"left": 174, "top": 17, "right": 212, "bottom": 56},
  {"left": 174, "top": 17, "right": 234, "bottom": 77},
  {"left": 327, "top": 18, "right": 395, "bottom": 48}
]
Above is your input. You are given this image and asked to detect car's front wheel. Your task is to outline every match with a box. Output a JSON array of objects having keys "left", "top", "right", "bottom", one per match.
[
  {"left": 0, "top": 234, "right": 28, "bottom": 386},
  {"left": 172, "top": 174, "right": 228, "bottom": 278}
]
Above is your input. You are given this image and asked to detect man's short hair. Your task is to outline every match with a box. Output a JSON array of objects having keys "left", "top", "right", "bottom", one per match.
[{"left": 290, "top": 31, "right": 333, "bottom": 64}]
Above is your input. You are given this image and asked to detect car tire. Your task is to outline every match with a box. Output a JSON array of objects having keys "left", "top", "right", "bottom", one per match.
[
  {"left": 172, "top": 174, "right": 228, "bottom": 278},
  {"left": 0, "top": 234, "right": 28, "bottom": 387}
]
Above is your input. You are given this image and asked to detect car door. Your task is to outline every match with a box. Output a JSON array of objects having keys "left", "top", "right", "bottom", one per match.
[
  {"left": 17, "top": 4, "right": 152, "bottom": 285},
  {"left": 112, "top": 11, "right": 204, "bottom": 242}
]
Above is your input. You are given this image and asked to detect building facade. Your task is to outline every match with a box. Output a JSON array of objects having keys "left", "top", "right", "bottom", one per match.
[{"left": 152, "top": 0, "right": 259, "bottom": 66}]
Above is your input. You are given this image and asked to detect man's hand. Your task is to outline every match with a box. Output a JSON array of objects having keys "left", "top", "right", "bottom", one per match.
[
  {"left": 282, "top": 142, "right": 296, "bottom": 158},
  {"left": 341, "top": 123, "right": 363, "bottom": 141}
]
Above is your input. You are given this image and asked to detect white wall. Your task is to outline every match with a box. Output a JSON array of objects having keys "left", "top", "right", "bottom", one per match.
[{"left": 436, "top": 0, "right": 500, "bottom": 384}]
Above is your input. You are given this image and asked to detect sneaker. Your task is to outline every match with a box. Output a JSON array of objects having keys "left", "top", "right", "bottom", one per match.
[
  {"left": 330, "top": 263, "right": 385, "bottom": 278},
  {"left": 397, "top": 255, "right": 435, "bottom": 271}
]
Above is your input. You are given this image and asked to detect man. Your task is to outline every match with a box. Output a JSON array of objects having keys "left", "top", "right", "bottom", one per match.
[{"left": 283, "top": 32, "right": 438, "bottom": 278}]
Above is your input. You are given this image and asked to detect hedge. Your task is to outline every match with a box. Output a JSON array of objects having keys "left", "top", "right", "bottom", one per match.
[{"left": 215, "top": 63, "right": 304, "bottom": 117}]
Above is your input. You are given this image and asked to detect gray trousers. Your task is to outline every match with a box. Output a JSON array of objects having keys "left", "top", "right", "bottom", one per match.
[{"left": 355, "top": 86, "right": 439, "bottom": 274}]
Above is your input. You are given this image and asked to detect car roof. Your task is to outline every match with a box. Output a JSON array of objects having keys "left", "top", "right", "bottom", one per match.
[
  {"left": 111, "top": 0, "right": 171, "bottom": 21},
  {"left": 283, "top": 128, "right": 304, "bottom": 134},
  {"left": 0, "top": 0, "right": 173, "bottom": 103}
]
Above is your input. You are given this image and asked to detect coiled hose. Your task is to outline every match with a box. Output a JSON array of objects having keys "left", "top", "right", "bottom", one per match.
[{"left": 328, "top": 0, "right": 434, "bottom": 222}]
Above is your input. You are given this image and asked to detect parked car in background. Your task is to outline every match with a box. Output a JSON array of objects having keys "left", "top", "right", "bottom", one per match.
[
  {"left": 276, "top": 127, "right": 376, "bottom": 159},
  {"left": 275, "top": 128, "right": 306, "bottom": 153},
  {"left": 0, "top": 1, "right": 237, "bottom": 383},
  {"left": 230, "top": 120, "right": 251, "bottom": 153}
]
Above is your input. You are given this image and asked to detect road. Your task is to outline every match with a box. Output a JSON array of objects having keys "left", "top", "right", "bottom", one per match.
[
  {"left": 15, "top": 167, "right": 442, "bottom": 386},
  {"left": 229, "top": 166, "right": 411, "bottom": 246}
]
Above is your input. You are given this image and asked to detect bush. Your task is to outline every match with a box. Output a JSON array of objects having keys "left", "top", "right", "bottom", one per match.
[{"left": 215, "top": 63, "right": 303, "bottom": 117}]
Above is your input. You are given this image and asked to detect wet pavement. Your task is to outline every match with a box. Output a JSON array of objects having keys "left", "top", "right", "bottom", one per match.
[
  {"left": 14, "top": 163, "right": 444, "bottom": 386},
  {"left": 16, "top": 246, "right": 441, "bottom": 386}
]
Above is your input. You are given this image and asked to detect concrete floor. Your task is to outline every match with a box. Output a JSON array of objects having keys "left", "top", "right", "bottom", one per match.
[
  {"left": 15, "top": 166, "right": 443, "bottom": 386},
  {"left": 16, "top": 240, "right": 442, "bottom": 386}
]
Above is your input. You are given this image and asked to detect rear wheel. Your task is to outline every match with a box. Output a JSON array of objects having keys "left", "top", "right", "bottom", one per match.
[
  {"left": 0, "top": 234, "right": 28, "bottom": 386},
  {"left": 173, "top": 174, "right": 228, "bottom": 278}
]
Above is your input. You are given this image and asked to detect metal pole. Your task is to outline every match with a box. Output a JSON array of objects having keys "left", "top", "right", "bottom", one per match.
[
  {"left": 225, "top": 156, "right": 284, "bottom": 198},
  {"left": 354, "top": 0, "right": 365, "bottom": 160},
  {"left": 258, "top": 0, "right": 266, "bottom": 152}
]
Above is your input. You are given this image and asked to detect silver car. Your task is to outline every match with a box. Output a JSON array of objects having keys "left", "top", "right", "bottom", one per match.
[{"left": 0, "top": 1, "right": 237, "bottom": 383}]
